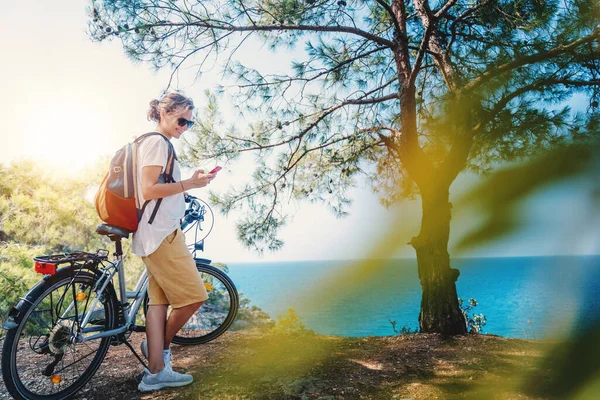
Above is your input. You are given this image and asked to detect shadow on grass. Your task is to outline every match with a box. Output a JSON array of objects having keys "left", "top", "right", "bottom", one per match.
[
  {"left": 405, "top": 336, "right": 553, "bottom": 400},
  {"left": 521, "top": 322, "right": 600, "bottom": 400},
  {"left": 184, "top": 332, "right": 552, "bottom": 400}
]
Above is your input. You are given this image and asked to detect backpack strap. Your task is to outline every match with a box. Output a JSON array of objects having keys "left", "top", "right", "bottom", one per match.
[
  {"left": 147, "top": 139, "right": 176, "bottom": 224},
  {"left": 134, "top": 132, "right": 178, "bottom": 225}
]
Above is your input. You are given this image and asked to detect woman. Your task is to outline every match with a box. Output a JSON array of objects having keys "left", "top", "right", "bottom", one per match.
[{"left": 132, "top": 92, "right": 215, "bottom": 392}]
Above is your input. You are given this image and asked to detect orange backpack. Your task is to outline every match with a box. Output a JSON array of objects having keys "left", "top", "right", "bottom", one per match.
[{"left": 94, "top": 132, "right": 176, "bottom": 232}]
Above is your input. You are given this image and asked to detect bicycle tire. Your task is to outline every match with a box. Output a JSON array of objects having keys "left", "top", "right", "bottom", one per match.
[
  {"left": 1, "top": 269, "right": 118, "bottom": 400},
  {"left": 143, "top": 262, "right": 239, "bottom": 345}
]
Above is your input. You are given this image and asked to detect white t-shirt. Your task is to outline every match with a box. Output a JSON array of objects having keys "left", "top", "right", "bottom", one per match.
[{"left": 132, "top": 133, "right": 186, "bottom": 257}]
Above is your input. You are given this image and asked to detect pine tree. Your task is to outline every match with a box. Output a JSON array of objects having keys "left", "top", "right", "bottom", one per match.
[{"left": 89, "top": 0, "right": 600, "bottom": 334}]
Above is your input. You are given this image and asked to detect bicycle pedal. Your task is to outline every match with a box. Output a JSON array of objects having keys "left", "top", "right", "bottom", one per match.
[
  {"left": 131, "top": 325, "right": 146, "bottom": 333},
  {"left": 110, "top": 334, "right": 125, "bottom": 346}
]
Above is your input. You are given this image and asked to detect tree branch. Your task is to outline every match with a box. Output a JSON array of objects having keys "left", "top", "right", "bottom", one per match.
[
  {"left": 409, "top": 13, "right": 434, "bottom": 87},
  {"left": 556, "top": 79, "right": 600, "bottom": 87},
  {"left": 243, "top": 128, "right": 390, "bottom": 210},
  {"left": 414, "top": 0, "right": 458, "bottom": 90},
  {"left": 344, "top": 93, "right": 398, "bottom": 105},
  {"left": 377, "top": 131, "right": 402, "bottom": 157},
  {"left": 217, "top": 85, "right": 399, "bottom": 156},
  {"left": 166, "top": 30, "right": 234, "bottom": 89},
  {"left": 474, "top": 77, "right": 600, "bottom": 133},
  {"left": 463, "top": 27, "right": 600, "bottom": 93},
  {"left": 374, "top": 0, "right": 402, "bottom": 36},
  {"left": 391, "top": 0, "right": 412, "bottom": 83},
  {"left": 434, "top": 0, "right": 459, "bottom": 19},
  {"left": 233, "top": 93, "right": 397, "bottom": 153},
  {"left": 140, "top": 21, "right": 395, "bottom": 48},
  {"left": 234, "top": 46, "right": 388, "bottom": 89},
  {"left": 445, "top": 0, "right": 495, "bottom": 54}
]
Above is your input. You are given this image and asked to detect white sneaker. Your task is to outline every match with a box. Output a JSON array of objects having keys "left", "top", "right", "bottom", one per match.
[
  {"left": 137, "top": 366, "right": 193, "bottom": 392},
  {"left": 140, "top": 339, "right": 171, "bottom": 369}
]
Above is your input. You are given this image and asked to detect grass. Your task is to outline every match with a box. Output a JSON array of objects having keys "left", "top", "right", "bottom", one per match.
[{"left": 169, "top": 331, "right": 557, "bottom": 400}]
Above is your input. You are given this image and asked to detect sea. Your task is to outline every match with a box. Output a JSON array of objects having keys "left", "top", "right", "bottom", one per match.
[{"left": 226, "top": 256, "right": 600, "bottom": 339}]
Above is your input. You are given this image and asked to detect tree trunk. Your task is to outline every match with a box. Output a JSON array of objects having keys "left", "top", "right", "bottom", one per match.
[{"left": 411, "top": 186, "right": 466, "bottom": 335}]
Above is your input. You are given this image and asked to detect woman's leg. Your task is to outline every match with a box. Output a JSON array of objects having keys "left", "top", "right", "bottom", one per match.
[
  {"left": 146, "top": 304, "right": 168, "bottom": 373},
  {"left": 164, "top": 301, "right": 204, "bottom": 348},
  {"left": 143, "top": 229, "right": 209, "bottom": 352}
]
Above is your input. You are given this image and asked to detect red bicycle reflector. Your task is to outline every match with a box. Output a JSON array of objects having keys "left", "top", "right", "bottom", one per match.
[{"left": 34, "top": 261, "right": 56, "bottom": 275}]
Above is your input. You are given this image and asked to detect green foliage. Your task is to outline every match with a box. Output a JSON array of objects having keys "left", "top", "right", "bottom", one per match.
[
  {"left": 271, "top": 307, "right": 310, "bottom": 335},
  {"left": 232, "top": 300, "right": 275, "bottom": 331},
  {"left": 0, "top": 243, "right": 46, "bottom": 332},
  {"left": 0, "top": 160, "right": 107, "bottom": 252},
  {"left": 388, "top": 318, "right": 417, "bottom": 335},
  {"left": 211, "top": 261, "right": 230, "bottom": 274},
  {"left": 459, "top": 297, "right": 487, "bottom": 334},
  {"left": 236, "top": 213, "right": 285, "bottom": 253}
]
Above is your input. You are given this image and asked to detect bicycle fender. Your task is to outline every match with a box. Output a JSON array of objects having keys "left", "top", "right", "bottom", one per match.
[{"left": 1, "top": 278, "right": 48, "bottom": 330}]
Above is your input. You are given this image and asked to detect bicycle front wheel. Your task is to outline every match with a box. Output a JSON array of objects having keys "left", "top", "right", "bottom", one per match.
[
  {"left": 1, "top": 269, "right": 118, "bottom": 400},
  {"left": 144, "top": 263, "right": 239, "bottom": 345}
]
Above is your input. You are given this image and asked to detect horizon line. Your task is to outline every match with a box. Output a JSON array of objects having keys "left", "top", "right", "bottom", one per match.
[{"left": 218, "top": 253, "right": 600, "bottom": 265}]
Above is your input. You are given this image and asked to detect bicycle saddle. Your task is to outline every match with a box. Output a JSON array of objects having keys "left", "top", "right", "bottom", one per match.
[{"left": 96, "top": 224, "right": 131, "bottom": 240}]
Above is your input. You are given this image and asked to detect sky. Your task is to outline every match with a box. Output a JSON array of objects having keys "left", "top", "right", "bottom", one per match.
[{"left": 1, "top": 1, "right": 598, "bottom": 263}]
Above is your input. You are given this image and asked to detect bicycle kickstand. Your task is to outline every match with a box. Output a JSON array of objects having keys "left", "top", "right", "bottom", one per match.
[{"left": 117, "top": 335, "right": 150, "bottom": 372}]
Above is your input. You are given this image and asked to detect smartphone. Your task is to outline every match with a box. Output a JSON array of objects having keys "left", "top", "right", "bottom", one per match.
[{"left": 209, "top": 166, "right": 222, "bottom": 174}]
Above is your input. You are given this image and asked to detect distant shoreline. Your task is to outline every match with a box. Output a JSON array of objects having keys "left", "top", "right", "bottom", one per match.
[{"left": 222, "top": 254, "right": 600, "bottom": 265}]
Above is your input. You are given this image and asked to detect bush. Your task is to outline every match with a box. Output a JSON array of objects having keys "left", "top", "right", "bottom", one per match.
[
  {"left": 0, "top": 243, "right": 49, "bottom": 335},
  {"left": 0, "top": 160, "right": 108, "bottom": 252},
  {"left": 231, "top": 299, "right": 275, "bottom": 331},
  {"left": 459, "top": 297, "right": 487, "bottom": 334},
  {"left": 388, "top": 319, "right": 418, "bottom": 335},
  {"left": 271, "top": 308, "right": 310, "bottom": 335}
]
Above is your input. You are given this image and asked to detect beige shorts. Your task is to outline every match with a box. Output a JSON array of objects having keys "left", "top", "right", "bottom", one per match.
[{"left": 142, "top": 228, "right": 208, "bottom": 309}]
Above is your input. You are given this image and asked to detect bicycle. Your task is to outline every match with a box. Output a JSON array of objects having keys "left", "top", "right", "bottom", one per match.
[{"left": 1, "top": 194, "right": 239, "bottom": 400}]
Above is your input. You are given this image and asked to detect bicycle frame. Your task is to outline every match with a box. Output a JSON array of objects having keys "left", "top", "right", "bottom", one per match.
[{"left": 69, "top": 253, "right": 150, "bottom": 343}]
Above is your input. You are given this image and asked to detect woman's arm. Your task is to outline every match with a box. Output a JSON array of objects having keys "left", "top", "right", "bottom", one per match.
[{"left": 141, "top": 166, "right": 215, "bottom": 200}]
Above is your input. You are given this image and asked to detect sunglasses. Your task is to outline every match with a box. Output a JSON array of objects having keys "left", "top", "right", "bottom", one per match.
[{"left": 177, "top": 117, "right": 194, "bottom": 129}]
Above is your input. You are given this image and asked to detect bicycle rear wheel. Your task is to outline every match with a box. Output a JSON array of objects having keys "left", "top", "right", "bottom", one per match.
[
  {"left": 1, "top": 269, "right": 118, "bottom": 400},
  {"left": 144, "top": 262, "right": 239, "bottom": 345}
]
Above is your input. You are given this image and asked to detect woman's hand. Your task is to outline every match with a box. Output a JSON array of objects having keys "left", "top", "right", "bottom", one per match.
[
  {"left": 183, "top": 169, "right": 215, "bottom": 190},
  {"left": 141, "top": 167, "right": 216, "bottom": 200}
]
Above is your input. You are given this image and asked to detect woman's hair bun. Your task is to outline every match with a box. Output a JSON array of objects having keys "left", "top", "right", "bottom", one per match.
[{"left": 147, "top": 99, "right": 161, "bottom": 122}]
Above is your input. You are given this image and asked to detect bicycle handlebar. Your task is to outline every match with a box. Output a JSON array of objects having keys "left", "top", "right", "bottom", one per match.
[
  {"left": 184, "top": 193, "right": 197, "bottom": 203},
  {"left": 181, "top": 194, "right": 205, "bottom": 230}
]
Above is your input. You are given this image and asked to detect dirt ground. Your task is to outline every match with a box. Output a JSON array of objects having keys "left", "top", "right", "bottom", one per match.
[{"left": 0, "top": 331, "right": 556, "bottom": 400}]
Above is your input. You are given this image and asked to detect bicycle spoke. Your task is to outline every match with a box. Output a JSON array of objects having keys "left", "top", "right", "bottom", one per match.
[
  {"left": 53, "top": 348, "right": 98, "bottom": 375},
  {"left": 29, "top": 310, "right": 54, "bottom": 332},
  {"left": 80, "top": 339, "right": 100, "bottom": 355},
  {"left": 50, "top": 288, "right": 55, "bottom": 327}
]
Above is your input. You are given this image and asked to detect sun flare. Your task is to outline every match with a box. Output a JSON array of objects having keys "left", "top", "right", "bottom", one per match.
[{"left": 20, "top": 102, "right": 110, "bottom": 176}]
